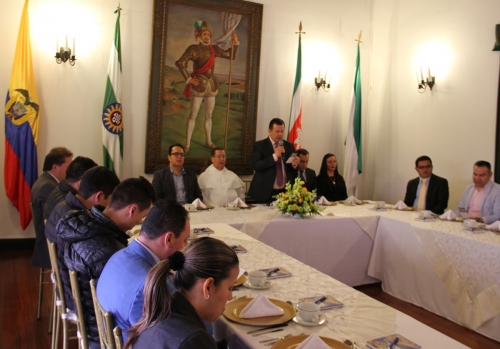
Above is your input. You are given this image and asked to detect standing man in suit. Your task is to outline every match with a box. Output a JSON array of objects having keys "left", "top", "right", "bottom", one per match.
[
  {"left": 295, "top": 148, "right": 317, "bottom": 192},
  {"left": 248, "top": 118, "right": 299, "bottom": 203},
  {"left": 457, "top": 160, "right": 500, "bottom": 223},
  {"left": 31, "top": 146, "right": 73, "bottom": 269},
  {"left": 152, "top": 144, "right": 203, "bottom": 204},
  {"left": 403, "top": 155, "right": 449, "bottom": 214}
]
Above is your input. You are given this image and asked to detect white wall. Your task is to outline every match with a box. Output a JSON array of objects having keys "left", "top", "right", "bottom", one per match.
[
  {"left": 0, "top": 0, "right": 498, "bottom": 239},
  {"left": 366, "top": 0, "right": 500, "bottom": 208}
]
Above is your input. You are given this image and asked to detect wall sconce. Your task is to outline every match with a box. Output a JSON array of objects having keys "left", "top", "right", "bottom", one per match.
[
  {"left": 417, "top": 67, "right": 435, "bottom": 93},
  {"left": 55, "top": 36, "right": 76, "bottom": 66},
  {"left": 315, "top": 71, "right": 330, "bottom": 92}
]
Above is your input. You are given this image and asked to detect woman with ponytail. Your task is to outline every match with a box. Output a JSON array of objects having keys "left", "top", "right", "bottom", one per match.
[{"left": 124, "top": 237, "right": 239, "bottom": 349}]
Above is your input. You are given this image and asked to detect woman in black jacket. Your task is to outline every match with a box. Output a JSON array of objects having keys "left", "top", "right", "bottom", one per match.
[{"left": 316, "top": 153, "right": 348, "bottom": 202}]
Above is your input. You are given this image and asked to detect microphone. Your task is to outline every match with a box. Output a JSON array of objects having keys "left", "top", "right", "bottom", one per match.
[{"left": 278, "top": 140, "right": 285, "bottom": 158}]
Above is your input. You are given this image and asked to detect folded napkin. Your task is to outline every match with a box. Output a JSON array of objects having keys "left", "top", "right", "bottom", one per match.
[
  {"left": 315, "top": 196, "right": 331, "bottom": 205},
  {"left": 393, "top": 200, "right": 408, "bottom": 210},
  {"left": 295, "top": 334, "right": 331, "bottom": 349},
  {"left": 486, "top": 221, "right": 500, "bottom": 230},
  {"left": 345, "top": 195, "right": 362, "bottom": 204},
  {"left": 191, "top": 198, "right": 207, "bottom": 208},
  {"left": 238, "top": 293, "right": 284, "bottom": 319},
  {"left": 233, "top": 197, "right": 248, "bottom": 208},
  {"left": 440, "top": 209, "right": 458, "bottom": 221}
]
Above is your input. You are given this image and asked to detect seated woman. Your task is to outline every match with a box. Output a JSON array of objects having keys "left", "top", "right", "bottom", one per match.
[
  {"left": 316, "top": 153, "right": 348, "bottom": 202},
  {"left": 124, "top": 237, "right": 239, "bottom": 349}
]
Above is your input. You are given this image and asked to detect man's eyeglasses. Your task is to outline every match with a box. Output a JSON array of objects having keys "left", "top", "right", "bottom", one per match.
[
  {"left": 170, "top": 152, "right": 185, "bottom": 157},
  {"left": 417, "top": 165, "right": 432, "bottom": 169},
  {"left": 214, "top": 155, "right": 226, "bottom": 159}
]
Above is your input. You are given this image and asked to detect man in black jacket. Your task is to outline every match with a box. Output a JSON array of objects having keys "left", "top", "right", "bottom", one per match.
[
  {"left": 43, "top": 156, "right": 97, "bottom": 220},
  {"left": 152, "top": 143, "right": 203, "bottom": 204},
  {"left": 46, "top": 166, "right": 120, "bottom": 313},
  {"left": 295, "top": 148, "right": 317, "bottom": 192},
  {"left": 57, "top": 176, "right": 156, "bottom": 349},
  {"left": 403, "top": 155, "right": 449, "bottom": 214},
  {"left": 248, "top": 118, "right": 299, "bottom": 203}
]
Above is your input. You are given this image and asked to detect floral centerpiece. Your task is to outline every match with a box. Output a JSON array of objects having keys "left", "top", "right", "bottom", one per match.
[{"left": 273, "top": 177, "right": 322, "bottom": 218}]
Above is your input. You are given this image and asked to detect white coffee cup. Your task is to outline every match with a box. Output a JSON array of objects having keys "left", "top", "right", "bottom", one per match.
[
  {"left": 376, "top": 201, "right": 386, "bottom": 209},
  {"left": 297, "top": 302, "right": 321, "bottom": 322},
  {"left": 419, "top": 210, "right": 432, "bottom": 219},
  {"left": 247, "top": 270, "right": 267, "bottom": 287},
  {"left": 184, "top": 204, "right": 196, "bottom": 211},
  {"left": 464, "top": 219, "right": 477, "bottom": 229},
  {"left": 227, "top": 202, "right": 237, "bottom": 208}
]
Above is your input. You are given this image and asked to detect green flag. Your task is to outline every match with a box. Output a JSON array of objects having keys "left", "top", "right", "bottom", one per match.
[
  {"left": 344, "top": 43, "right": 362, "bottom": 196},
  {"left": 101, "top": 7, "right": 123, "bottom": 178}
]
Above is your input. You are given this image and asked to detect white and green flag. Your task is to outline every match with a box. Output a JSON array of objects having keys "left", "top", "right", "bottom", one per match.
[
  {"left": 344, "top": 43, "right": 362, "bottom": 196},
  {"left": 101, "top": 7, "right": 123, "bottom": 178}
]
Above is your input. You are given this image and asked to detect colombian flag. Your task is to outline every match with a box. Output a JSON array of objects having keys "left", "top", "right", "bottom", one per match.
[{"left": 4, "top": 0, "right": 39, "bottom": 230}]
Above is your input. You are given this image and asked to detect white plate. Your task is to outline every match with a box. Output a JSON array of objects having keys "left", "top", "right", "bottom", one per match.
[
  {"left": 292, "top": 313, "right": 327, "bottom": 327},
  {"left": 242, "top": 280, "right": 272, "bottom": 289}
]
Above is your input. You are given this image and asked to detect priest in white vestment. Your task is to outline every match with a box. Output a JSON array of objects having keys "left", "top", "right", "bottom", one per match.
[{"left": 198, "top": 148, "right": 245, "bottom": 205}]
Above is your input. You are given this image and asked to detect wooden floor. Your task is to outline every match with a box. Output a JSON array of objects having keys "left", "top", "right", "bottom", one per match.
[{"left": 1, "top": 248, "right": 499, "bottom": 349}]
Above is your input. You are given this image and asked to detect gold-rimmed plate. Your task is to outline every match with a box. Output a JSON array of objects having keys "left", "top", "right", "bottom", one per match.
[
  {"left": 271, "top": 335, "right": 350, "bottom": 349},
  {"left": 223, "top": 298, "right": 295, "bottom": 326},
  {"left": 234, "top": 274, "right": 246, "bottom": 287}
]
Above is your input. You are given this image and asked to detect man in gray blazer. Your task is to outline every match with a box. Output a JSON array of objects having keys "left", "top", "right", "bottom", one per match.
[
  {"left": 31, "top": 147, "right": 73, "bottom": 268},
  {"left": 457, "top": 160, "right": 500, "bottom": 224},
  {"left": 152, "top": 144, "right": 203, "bottom": 204}
]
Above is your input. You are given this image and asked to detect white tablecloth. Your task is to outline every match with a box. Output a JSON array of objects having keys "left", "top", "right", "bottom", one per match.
[
  {"left": 188, "top": 203, "right": 500, "bottom": 341},
  {"left": 193, "top": 223, "right": 467, "bottom": 349}
]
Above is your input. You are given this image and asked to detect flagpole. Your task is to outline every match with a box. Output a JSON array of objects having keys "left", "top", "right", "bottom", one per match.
[
  {"left": 287, "top": 22, "right": 305, "bottom": 149},
  {"left": 224, "top": 40, "right": 235, "bottom": 150}
]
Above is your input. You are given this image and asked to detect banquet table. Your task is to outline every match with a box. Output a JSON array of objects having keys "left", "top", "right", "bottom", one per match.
[
  {"left": 193, "top": 223, "right": 468, "bottom": 349},
  {"left": 187, "top": 203, "right": 500, "bottom": 341}
]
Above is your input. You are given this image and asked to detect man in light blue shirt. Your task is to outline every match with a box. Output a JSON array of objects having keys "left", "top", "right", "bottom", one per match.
[{"left": 97, "top": 200, "right": 191, "bottom": 342}]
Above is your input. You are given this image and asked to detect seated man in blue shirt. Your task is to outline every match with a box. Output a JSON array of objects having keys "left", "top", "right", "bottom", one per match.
[{"left": 97, "top": 200, "right": 191, "bottom": 342}]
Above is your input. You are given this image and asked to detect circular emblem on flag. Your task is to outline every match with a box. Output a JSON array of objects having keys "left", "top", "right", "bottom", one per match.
[{"left": 102, "top": 103, "right": 123, "bottom": 134}]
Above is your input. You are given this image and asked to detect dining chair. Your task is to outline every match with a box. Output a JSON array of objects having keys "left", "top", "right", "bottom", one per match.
[
  {"left": 89, "top": 279, "right": 123, "bottom": 349},
  {"left": 47, "top": 240, "right": 80, "bottom": 349},
  {"left": 69, "top": 270, "right": 89, "bottom": 349}
]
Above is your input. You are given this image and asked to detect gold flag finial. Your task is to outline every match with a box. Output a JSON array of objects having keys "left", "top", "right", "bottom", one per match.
[
  {"left": 296, "top": 21, "right": 306, "bottom": 36},
  {"left": 355, "top": 30, "right": 363, "bottom": 44}
]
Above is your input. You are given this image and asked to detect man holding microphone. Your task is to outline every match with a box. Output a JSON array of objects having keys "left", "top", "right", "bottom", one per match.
[{"left": 248, "top": 118, "right": 299, "bottom": 203}]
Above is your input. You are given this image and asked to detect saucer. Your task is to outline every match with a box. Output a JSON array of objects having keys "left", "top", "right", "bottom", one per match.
[
  {"left": 242, "top": 280, "right": 272, "bottom": 289},
  {"left": 292, "top": 313, "right": 327, "bottom": 327}
]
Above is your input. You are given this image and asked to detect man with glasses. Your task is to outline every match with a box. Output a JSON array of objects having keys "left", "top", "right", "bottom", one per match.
[
  {"left": 152, "top": 143, "right": 203, "bottom": 203},
  {"left": 404, "top": 155, "right": 449, "bottom": 214},
  {"left": 198, "top": 147, "right": 245, "bottom": 205}
]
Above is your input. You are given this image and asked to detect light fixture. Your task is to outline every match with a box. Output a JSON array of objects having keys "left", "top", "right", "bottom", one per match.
[
  {"left": 417, "top": 67, "right": 435, "bottom": 93},
  {"left": 315, "top": 71, "right": 330, "bottom": 92},
  {"left": 55, "top": 35, "right": 76, "bottom": 66}
]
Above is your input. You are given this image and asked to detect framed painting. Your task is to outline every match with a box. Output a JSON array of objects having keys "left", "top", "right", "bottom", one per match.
[{"left": 145, "top": 0, "right": 263, "bottom": 174}]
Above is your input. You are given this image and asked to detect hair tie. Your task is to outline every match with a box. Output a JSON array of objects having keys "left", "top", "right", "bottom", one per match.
[{"left": 168, "top": 251, "right": 185, "bottom": 271}]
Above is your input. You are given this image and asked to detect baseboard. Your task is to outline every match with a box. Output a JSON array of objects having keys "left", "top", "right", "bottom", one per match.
[{"left": 0, "top": 238, "right": 35, "bottom": 250}]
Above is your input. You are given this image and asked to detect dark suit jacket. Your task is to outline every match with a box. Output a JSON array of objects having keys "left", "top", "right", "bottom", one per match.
[
  {"left": 297, "top": 168, "right": 317, "bottom": 192},
  {"left": 31, "top": 171, "right": 58, "bottom": 268},
  {"left": 403, "top": 174, "right": 449, "bottom": 214},
  {"left": 152, "top": 166, "right": 203, "bottom": 203},
  {"left": 316, "top": 173, "right": 348, "bottom": 202},
  {"left": 248, "top": 138, "right": 296, "bottom": 203}
]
